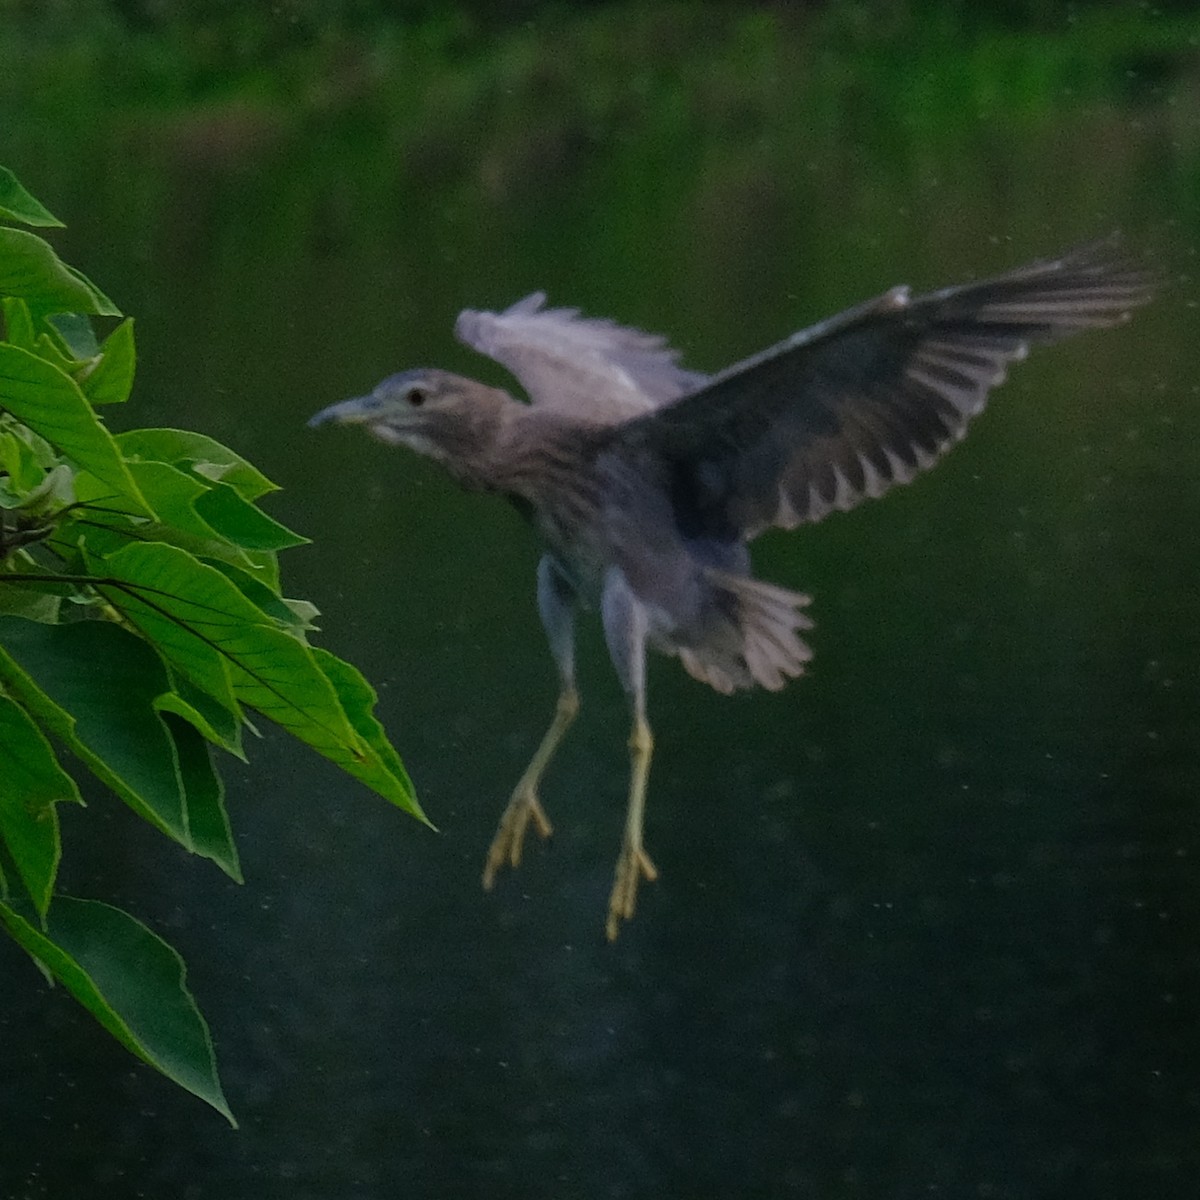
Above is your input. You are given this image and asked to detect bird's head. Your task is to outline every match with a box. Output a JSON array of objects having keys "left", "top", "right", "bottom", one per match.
[{"left": 308, "top": 369, "right": 511, "bottom": 472}]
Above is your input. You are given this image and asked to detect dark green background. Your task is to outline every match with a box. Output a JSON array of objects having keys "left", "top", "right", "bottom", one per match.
[{"left": 1, "top": 5, "right": 1197, "bottom": 1197}]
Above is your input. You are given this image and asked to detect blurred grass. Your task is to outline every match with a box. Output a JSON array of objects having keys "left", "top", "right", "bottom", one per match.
[
  {"left": 2, "top": 2, "right": 1190, "bottom": 484},
  {"left": 3, "top": 3, "right": 1198, "bottom": 272}
]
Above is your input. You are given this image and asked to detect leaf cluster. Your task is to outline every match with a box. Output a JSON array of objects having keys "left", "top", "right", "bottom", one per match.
[{"left": 0, "top": 165, "right": 421, "bottom": 1123}]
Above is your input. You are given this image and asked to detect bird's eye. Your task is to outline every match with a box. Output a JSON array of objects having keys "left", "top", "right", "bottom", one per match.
[{"left": 407, "top": 388, "right": 427, "bottom": 407}]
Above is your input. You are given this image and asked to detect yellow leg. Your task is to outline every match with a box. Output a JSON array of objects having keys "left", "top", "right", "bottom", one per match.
[
  {"left": 482, "top": 686, "right": 579, "bottom": 890},
  {"left": 605, "top": 715, "right": 659, "bottom": 941}
]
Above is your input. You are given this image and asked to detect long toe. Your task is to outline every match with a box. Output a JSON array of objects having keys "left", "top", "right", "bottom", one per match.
[
  {"left": 482, "top": 791, "right": 554, "bottom": 890},
  {"left": 605, "top": 841, "right": 659, "bottom": 941}
]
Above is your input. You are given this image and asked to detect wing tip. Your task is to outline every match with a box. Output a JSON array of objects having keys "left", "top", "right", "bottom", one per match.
[
  {"left": 455, "top": 291, "right": 550, "bottom": 343},
  {"left": 506, "top": 291, "right": 548, "bottom": 315}
]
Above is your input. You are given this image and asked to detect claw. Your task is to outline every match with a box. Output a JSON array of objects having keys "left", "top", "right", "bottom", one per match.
[
  {"left": 605, "top": 841, "right": 658, "bottom": 941},
  {"left": 601, "top": 707, "right": 658, "bottom": 940},
  {"left": 482, "top": 789, "right": 554, "bottom": 890},
  {"left": 481, "top": 685, "right": 577, "bottom": 891}
]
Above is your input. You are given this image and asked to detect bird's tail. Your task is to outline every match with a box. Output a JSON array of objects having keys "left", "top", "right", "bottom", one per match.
[{"left": 678, "top": 570, "right": 814, "bottom": 694}]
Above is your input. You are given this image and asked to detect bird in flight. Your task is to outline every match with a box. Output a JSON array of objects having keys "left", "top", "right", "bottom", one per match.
[{"left": 309, "top": 238, "right": 1153, "bottom": 940}]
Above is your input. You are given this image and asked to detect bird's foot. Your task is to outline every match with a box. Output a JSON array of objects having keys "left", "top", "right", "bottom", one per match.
[
  {"left": 605, "top": 839, "right": 659, "bottom": 941},
  {"left": 481, "top": 788, "right": 553, "bottom": 890}
]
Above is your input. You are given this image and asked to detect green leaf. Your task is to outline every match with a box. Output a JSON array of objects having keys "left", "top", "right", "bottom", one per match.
[
  {"left": 0, "top": 168, "right": 64, "bottom": 227},
  {"left": 9, "top": 421, "right": 58, "bottom": 469},
  {"left": 2, "top": 298, "right": 80, "bottom": 376},
  {"left": 193, "top": 480, "right": 309, "bottom": 551},
  {"left": 0, "top": 344, "right": 153, "bottom": 516},
  {"left": 116, "top": 428, "right": 278, "bottom": 500},
  {"left": 19, "top": 462, "right": 75, "bottom": 515},
  {"left": 120, "top": 459, "right": 220, "bottom": 539},
  {"left": 0, "top": 896, "right": 234, "bottom": 1124},
  {"left": 0, "top": 582, "right": 61, "bottom": 623},
  {"left": 0, "top": 228, "right": 119, "bottom": 316},
  {"left": 0, "top": 617, "right": 191, "bottom": 850},
  {"left": 237, "top": 547, "right": 281, "bottom": 593},
  {"left": 0, "top": 692, "right": 80, "bottom": 916},
  {"left": 163, "top": 714, "right": 241, "bottom": 883},
  {"left": 79, "top": 318, "right": 135, "bottom": 406},
  {"left": 2, "top": 295, "right": 37, "bottom": 348},
  {"left": 40, "top": 508, "right": 137, "bottom": 564},
  {"left": 282, "top": 597, "right": 321, "bottom": 626},
  {"left": 95, "top": 543, "right": 422, "bottom": 819},
  {"left": 94, "top": 544, "right": 301, "bottom": 705},
  {"left": 88, "top": 550, "right": 243, "bottom": 718},
  {"left": 47, "top": 312, "right": 100, "bottom": 361},
  {"left": 0, "top": 427, "right": 46, "bottom": 494},
  {"left": 154, "top": 669, "right": 245, "bottom": 758},
  {"left": 202, "top": 558, "right": 316, "bottom": 628},
  {"left": 312, "top": 647, "right": 422, "bottom": 819},
  {"left": 66, "top": 462, "right": 273, "bottom": 583}
]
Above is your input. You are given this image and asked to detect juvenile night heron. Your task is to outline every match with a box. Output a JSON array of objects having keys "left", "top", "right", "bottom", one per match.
[{"left": 309, "top": 239, "right": 1152, "bottom": 940}]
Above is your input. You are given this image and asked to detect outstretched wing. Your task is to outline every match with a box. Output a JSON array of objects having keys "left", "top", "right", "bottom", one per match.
[
  {"left": 612, "top": 238, "right": 1156, "bottom": 540},
  {"left": 455, "top": 292, "right": 709, "bottom": 424}
]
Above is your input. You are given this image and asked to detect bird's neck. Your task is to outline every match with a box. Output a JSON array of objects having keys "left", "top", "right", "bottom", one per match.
[
  {"left": 425, "top": 388, "right": 521, "bottom": 492},
  {"left": 485, "top": 410, "right": 597, "bottom": 505},
  {"left": 430, "top": 399, "right": 599, "bottom": 518}
]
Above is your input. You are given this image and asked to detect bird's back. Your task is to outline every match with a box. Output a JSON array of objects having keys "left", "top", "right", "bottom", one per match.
[{"left": 525, "top": 438, "right": 814, "bottom": 694}]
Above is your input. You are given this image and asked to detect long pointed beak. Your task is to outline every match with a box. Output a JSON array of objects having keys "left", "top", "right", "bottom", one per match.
[{"left": 307, "top": 396, "right": 375, "bottom": 428}]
